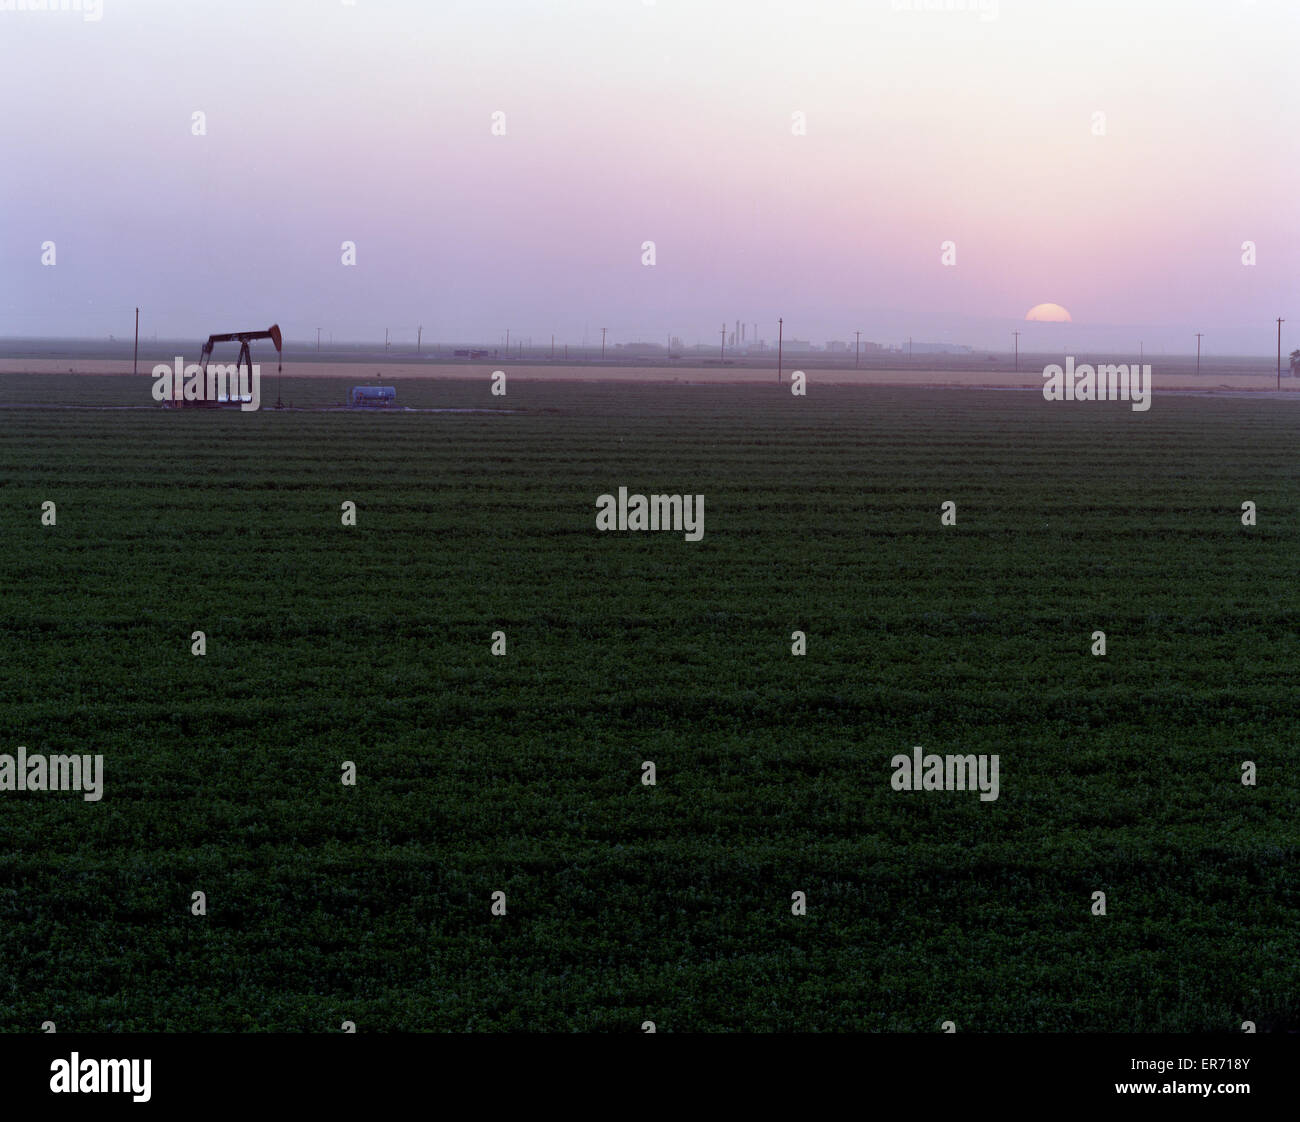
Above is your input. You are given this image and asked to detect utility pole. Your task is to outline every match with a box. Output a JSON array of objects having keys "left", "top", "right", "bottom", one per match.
[
  {"left": 417, "top": 326, "right": 422, "bottom": 354},
  {"left": 719, "top": 323, "right": 726, "bottom": 362},
  {"left": 133, "top": 307, "right": 139, "bottom": 376},
  {"left": 777, "top": 317, "right": 783, "bottom": 384},
  {"left": 1195, "top": 333, "right": 1203, "bottom": 376},
  {"left": 385, "top": 328, "right": 389, "bottom": 352},
  {"left": 855, "top": 330, "right": 861, "bottom": 368},
  {"left": 1278, "top": 318, "right": 1285, "bottom": 390},
  {"left": 1012, "top": 329, "right": 1020, "bottom": 372},
  {"left": 601, "top": 327, "right": 607, "bottom": 360}
]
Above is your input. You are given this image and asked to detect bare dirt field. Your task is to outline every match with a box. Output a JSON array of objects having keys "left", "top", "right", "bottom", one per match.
[{"left": 0, "top": 358, "right": 1295, "bottom": 394}]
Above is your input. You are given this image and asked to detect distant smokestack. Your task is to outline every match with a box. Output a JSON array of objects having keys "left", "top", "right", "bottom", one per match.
[{"left": 741, "top": 322, "right": 746, "bottom": 342}]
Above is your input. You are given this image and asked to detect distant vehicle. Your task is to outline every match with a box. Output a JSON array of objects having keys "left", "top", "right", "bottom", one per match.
[{"left": 349, "top": 385, "right": 396, "bottom": 407}]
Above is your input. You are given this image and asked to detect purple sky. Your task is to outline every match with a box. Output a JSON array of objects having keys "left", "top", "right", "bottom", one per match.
[{"left": 2, "top": 0, "right": 1296, "bottom": 353}]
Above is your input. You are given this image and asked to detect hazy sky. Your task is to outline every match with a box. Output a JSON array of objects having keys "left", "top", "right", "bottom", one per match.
[{"left": 2, "top": 0, "right": 1296, "bottom": 352}]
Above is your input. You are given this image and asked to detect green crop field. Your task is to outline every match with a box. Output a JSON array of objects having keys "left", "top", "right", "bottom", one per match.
[{"left": 1, "top": 372, "right": 1297, "bottom": 1032}]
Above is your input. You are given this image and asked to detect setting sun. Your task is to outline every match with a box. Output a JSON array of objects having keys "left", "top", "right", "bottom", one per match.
[{"left": 1025, "top": 303, "right": 1073, "bottom": 323}]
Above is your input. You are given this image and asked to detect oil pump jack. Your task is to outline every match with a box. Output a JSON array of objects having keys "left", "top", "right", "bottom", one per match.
[{"left": 183, "top": 323, "right": 284, "bottom": 408}]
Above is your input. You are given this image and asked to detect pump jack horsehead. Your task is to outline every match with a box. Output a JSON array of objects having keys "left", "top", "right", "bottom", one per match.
[{"left": 166, "top": 323, "right": 283, "bottom": 409}]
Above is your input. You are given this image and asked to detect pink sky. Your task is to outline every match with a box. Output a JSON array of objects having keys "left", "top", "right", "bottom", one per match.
[{"left": 1, "top": 0, "right": 1296, "bottom": 353}]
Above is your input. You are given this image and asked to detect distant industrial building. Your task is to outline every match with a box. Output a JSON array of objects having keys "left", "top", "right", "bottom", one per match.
[{"left": 908, "top": 343, "right": 975, "bottom": 355}]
